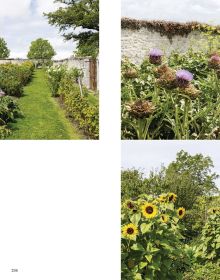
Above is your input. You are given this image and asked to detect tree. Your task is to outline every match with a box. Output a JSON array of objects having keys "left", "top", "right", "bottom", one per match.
[
  {"left": 162, "top": 151, "right": 219, "bottom": 209},
  {"left": 45, "top": 0, "right": 99, "bottom": 58},
  {"left": 27, "top": 38, "right": 56, "bottom": 61},
  {"left": 0, "top": 38, "right": 10, "bottom": 59},
  {"left": 121, "top": 169, "right": 146, "bottom": 199}
]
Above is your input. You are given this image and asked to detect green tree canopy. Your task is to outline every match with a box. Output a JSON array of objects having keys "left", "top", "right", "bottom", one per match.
[
  {"left": 0, "top": 38, "right": 10, "bottom": 59},
  {"left": 45, "top": 0, "right": 99, "bottom": 58},
  {"left": 27, "top": 38, "right": 56, "bottom": 60},
  {"left": 122, "top": 150, "right": 219, "bottom": 208}
]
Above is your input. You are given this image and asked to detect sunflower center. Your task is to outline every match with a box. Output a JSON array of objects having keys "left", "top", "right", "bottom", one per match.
[
  {"left": 169, "top": 195, "right": 173, "bottom": 201},
  {"left": 127, "top": 228, "right": 134, "bottom": 234},
  {"left": 127, "top": 202, "right": 134, "bottom": 209},
  {"left": 179, "top": 210, "right": 183, "bottom": 215},
  {"left": 146, "top": 206, "right": 153, "bottom": 214}
]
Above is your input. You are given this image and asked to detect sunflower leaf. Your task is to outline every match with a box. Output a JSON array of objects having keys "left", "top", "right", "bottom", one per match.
[
  {"left": 131, "top": 243, "right": 145, "bottom": 251},
  {"left": 140, "top": 223, "right": 152, "bottom": 234},
  {"left": 130, "top": 213, "right": 141, "bottom": 225}
]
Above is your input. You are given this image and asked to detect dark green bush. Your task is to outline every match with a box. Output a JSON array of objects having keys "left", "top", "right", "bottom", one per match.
[
  {"left": 58, "top": 74, "right": 99, "bottom": 139},
  {"left": 183, "top": 262, "right": 220, "bottom": 280},
  {"left": 0, "top": 96, "right": 23, "bottom": 139},
  {"left": 0, "top": 62, "right": 34, "bottom": 96},
  {"left": 195, "top": 210, "right": 220, "bottom": 263}
]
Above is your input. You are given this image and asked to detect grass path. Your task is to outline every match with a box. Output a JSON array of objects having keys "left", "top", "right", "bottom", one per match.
[{"left": 7, "top": 69, "right": 83, "bottom": 140}]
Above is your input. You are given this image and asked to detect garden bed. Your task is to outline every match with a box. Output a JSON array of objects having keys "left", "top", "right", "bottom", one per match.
[{"left": 121, "top": 48, "right": 220, "bottom": 139}]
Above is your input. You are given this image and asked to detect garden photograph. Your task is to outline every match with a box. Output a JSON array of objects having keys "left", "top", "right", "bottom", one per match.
[
  {"left": 0, "top": 0, "right": 99, "bottom": 140},
  {"left": 121, "top": 141, "right": 220, "bottom": 280},
  {"left": 121, "top": 0, "right": 220, "bottom": 140}
]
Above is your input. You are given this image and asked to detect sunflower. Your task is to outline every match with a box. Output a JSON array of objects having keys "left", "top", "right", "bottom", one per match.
[
  {"left": 123, "top": 200, "right": 135, "bottom": 210},
  {"left": 177, "top": 207, "right": 186, "bottom": 219},
  {"left": 141, "top": 203, "right": 157, "bottom": 219},
  {"left": 209, "top": 207, "right": 220, "bottom": 214},
  {"left": 168, "top": 193, "right": 177, "bottom": 203},
  {"left": 122, "top": 223, "right": 138, "bottom": 240},
  {"left": 158, "top": 194, "right": 167, "bottom": 203},
  {"left": 161, "top": 214, "right": 169, "bottom": 223}
]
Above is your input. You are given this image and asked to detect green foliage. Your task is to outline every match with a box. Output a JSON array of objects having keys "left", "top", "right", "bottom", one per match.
[
  {"left": 0, "top": 62, "right": 34, "bottom": 96},
  {"left": 58, "top": 72, "right": 99, "bottom": 139},
  {"left": 121, "top": 48, "right": 220, "bottom": 139},
  {"left": 195, "top": 209, "right": 220, "bottom": 263},
  {"left": 183, "top": 262, "right": 220, "bottom": 280},
  {"left": 27, "top": 38, "right": 56, "bottom": 61},
  {"left": 121, "top": 194, "right": 189, "bottom": 280},
  {"left": 0, "top": 37, "right": 10, "bottom": 58},
  {"left": 122, "top": 151, "right": 219, "bottom": 203},
  {"left": 47, "top": 65, "right": 68, "bottom": 96},
  {"left": 0, "top": 96, "right": 23, "bottom": 139},
  {"left": 45, "top": 0, "right": 99, "bottom": 57},
  {"left": 75, "top": 32, "right": 99, "bottom": 57},
  {"left": 121, "top": 169, "right": 147, "bottom": 200},
  {"left": 0, "top": 125, "right": 11, "bottom": 138}
]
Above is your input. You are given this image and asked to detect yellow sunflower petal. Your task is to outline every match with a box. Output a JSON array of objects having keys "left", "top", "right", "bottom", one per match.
[
  {"left": 161, "top": 214, "right": 169, "bottom": 223},
  {"left": 177, "top": 207, "right": 186, "bottom": 219},
  {"left": 121, "top": 223, "right": 139, "bottom": 240},
  {"left": 141, "top": 203, "right": 157, "bottom": 219},
  {"left": 168, "top": 193, "right": 177, "bottom": 203}
]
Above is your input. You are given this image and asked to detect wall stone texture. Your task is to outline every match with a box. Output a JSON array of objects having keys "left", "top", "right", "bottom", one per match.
[{"left": 121, "top": 21, "right": 209, "bottom": 65}]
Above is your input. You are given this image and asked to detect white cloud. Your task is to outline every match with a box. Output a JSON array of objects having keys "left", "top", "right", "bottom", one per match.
[
  {"left": 122, "top": 0, "right": 220, "bottom": 24},
  {"left": 36, "top": 0, "right": 65, "bottom": 16},
  {"left": 0, "top": 0, "right": 74, "bottom": 59},
  {"left": 0, "top": 0, "right": 31, "bottom": 17}
]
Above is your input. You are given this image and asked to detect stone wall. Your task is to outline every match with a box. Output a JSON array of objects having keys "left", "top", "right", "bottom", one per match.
[
  {"left": 121, "top": 18, "right": 209, "bottom": 65},
  {"left": 53, "top": 57, "right": 99, "bottom": 90}
]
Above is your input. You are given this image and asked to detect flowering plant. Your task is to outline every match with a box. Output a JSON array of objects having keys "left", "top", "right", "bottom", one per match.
[
  {"left": 121, "top": 193, "right": 188, "bottom": 280},
  {"left": 122, "top": 49, "right": 220, "bottom": 140},
  {"left": 149, "top": 49, "right": 163, "bottom": 65}
]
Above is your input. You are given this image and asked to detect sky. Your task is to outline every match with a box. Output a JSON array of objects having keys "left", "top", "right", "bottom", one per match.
[
  {"left": 122, "top": 141, "right": 220, "bottom": 188},
  {"left": 0, "top": 0, "right": 75, "bottom": 59},
  {"left": 121, "top": 0, "right": 220, "bottom": 25}
]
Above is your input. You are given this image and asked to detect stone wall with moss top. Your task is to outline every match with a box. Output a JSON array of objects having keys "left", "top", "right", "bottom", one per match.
[{"left": 121, "top": 18, "right": 213, "bottom": 64}]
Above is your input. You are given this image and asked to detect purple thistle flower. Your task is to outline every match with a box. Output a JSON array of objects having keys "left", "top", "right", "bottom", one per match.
[
  {"left": 176, "top": 70, "right": 193, "bottom": 88},
  {"left": 149, "top": 49, "right": 163, "bottom": 57},
  {"left": 149, "top": 49, "right": 163, "bottom": 65}
]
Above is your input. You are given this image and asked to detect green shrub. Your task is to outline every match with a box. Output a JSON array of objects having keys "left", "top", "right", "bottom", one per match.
[
  {"left": 58, "top": 74, "right": 99, "bottom": 139},
  {"left": 183, "top": 262, "right": 220, "bottom": 280},
  {"left": 0, "top": 96, "right": 23, "bottom": 139},
  {"left": 195, "top": 208, "right": 220, "bottom": 263},
  {"left": 0, "top": 62, "right": 34, "bottom": 96},
  {"left": 47, "top": 65, "right": 67, "bottom": 96},
  {"left": 47, "top": 65, "right": 84, "bottom": 97},
  {"left": 0, "top": 125, "right": 11, "bottom": 138},
  {"left": 121, "top": 193, "right": 189, "bottom": 280}
]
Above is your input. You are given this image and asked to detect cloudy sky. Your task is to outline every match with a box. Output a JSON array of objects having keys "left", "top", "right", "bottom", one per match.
[
  {"left": 0, "top": 0, "right": 75, "bottom": 59},
  {"left": 122, "top": 0, "right": 220, "bottom": 24},
  {"left": 122, "top": 141, "right": 220, "bottom": 187}
]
